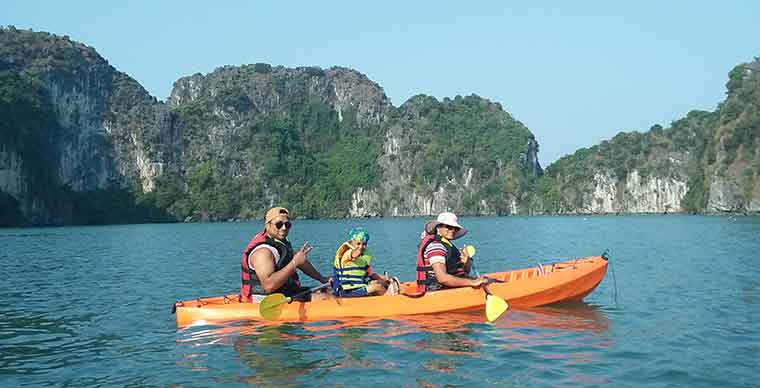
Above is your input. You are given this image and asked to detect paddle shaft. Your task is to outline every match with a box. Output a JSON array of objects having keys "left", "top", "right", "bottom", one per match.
[
  {"left": 473, "top": 266, "right": 493, "bottom": 294},
  {"left": 473, "top": 263, "right": 510, "bottom": 322},
  {"left": 291, "top": 282, "right": 331, "bottom": 301},
  {"left": 258, "top": 282, "right": 331, "bottom": 319},
  {"left": 472, "top": 266, "right": 505, "bottom": 294}
]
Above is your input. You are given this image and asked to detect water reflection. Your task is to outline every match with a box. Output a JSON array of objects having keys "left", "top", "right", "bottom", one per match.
[
  {"left": 505, "top": 302, "right": 611, "bottom": 333},
  {"left": 232, "top": 325, "right": 321, "bottom": 386},
  {"left": 176, "top": 303, "right": 611, "bottom": 386}
]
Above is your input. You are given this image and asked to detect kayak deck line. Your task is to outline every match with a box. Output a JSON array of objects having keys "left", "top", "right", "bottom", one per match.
[{"left": 173, "top": 255, "right": 608, "bottom": 326}]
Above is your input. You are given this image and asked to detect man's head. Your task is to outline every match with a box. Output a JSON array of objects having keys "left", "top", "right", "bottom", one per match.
[{"left": 264, "top": 207, "right": 291, "bottom": 240}]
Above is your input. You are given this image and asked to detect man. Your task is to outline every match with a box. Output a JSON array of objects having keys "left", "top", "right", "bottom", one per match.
[
  {"left": 240, "top": 207, "right": 330, "bottom": 302},
  {"left": 416, "top": 212, "right": 487, "bottom": 292}
]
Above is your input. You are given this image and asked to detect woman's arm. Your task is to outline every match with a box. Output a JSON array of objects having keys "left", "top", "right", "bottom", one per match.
[{"left": 431, "top": 262, "right": 485, "bottom": 287}]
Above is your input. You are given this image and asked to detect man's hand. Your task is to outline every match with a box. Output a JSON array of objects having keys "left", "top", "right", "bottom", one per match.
[{"left": 292, "top": 242, "right": 312, "bottom": 267}]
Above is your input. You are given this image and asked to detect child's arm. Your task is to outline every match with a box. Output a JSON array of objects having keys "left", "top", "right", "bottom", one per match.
[{"left": 369, "top": 268, "right": 389, "bottom": 283}]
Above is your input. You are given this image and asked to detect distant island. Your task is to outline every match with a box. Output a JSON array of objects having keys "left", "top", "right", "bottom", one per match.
[{"left": 1, "top": 27, "right": 758, "bottom": 226}]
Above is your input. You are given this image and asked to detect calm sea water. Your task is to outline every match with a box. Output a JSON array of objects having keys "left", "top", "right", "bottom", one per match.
[{"left": 1, "top": 215, "right": 759, "bottom": 387}]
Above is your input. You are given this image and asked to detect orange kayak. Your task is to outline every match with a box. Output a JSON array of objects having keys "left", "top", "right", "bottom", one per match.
[{"left": 173, "top": 255, "right": 608, "bottom": 327}]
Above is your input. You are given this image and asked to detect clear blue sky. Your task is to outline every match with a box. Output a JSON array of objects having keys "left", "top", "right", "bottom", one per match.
[{"left": 4, "top": 1, "right": 760, "bottom": 166}]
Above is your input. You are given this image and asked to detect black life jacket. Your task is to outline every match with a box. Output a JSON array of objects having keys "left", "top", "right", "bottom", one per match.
[{"left": 416, "top": 233, "right": 466, "bottom": 292}]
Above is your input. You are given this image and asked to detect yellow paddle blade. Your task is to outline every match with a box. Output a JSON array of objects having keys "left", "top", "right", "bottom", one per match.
[
  {"left": 485, "top": 294, "right": 509, "bottom": 322},
  {"left": 463, "top": 245, "right": 476, "bottom": 258},
  {"left": 258, "top": 293, "right": 290, "bottom": 320}
]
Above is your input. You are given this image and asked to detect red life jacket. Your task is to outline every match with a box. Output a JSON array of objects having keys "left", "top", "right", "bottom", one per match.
[
  {"left": 240, "top": 232, "right": 301, "bottom": 302},
  {"left": 416, "top": 233, "right": 466, "bottom": 292}
]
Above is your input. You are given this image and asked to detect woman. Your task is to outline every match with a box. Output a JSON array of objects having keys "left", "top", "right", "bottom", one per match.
[{"left": 416, "top": 212, "right": 487, "bottom": 292}]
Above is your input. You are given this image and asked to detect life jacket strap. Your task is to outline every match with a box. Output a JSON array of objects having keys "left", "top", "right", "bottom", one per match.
[
  {"left": 338, "top": 280, "right": 367, "bottom": 285},
  {"left": 338, "top": 274, "right": 368, "bottom": 279},
  {"left": 334, "top": 265, "right": 369, "bottom": 273}
]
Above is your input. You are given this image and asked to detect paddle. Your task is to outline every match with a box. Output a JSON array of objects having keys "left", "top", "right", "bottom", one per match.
[
  {"left": 259, "top": 283, "right": 330, "bottom": 320},
  {"left": 465, "top": 245, "right": 510, "bottom": 322}
]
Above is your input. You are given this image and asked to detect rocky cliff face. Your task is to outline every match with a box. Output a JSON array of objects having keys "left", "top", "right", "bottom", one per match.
[
  {"left": 703, "top": 59, "right": 760, "bottom": 213},
  {"left": 584, "top": 171, "right": 688, "bottom": 214},
  {"left": 168, "top": 65, "right": 389, "bottom": 127},
  {"left": 2, "top": 28, "right": 756, "bottom": 226},
  {"left": 164, "top": 66, "right": 541, "bottom": 218},
  {"left": 354, "top": 95, "right": 541, "bottom": 216},
  {"left": 0, "top": 28, "right": 174, "bottom": 225},
  {"left": 529, "top": 110, "right": 716, "bottom": 214},
  {"left": 0, "top": 29, "right": 543, "bottom": 225},
  {"left": 530, "top": 57, "right": 760, "bottom": 215}
]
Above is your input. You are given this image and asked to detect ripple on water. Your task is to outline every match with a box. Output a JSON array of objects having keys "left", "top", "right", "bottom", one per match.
[
  {"left": 3, "top": 217, "right": 759, "bottom": 387},
  {"left": 169, "top": 305, "right": 614, "bottom": 387}
]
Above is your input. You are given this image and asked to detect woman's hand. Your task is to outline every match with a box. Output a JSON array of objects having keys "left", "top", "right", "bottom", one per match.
[
  {"left": 460, "top": 245, "right": 471, "bottom": 264},
  {"left": 470, "top": 276, "right": 488, "bottom": 287}
]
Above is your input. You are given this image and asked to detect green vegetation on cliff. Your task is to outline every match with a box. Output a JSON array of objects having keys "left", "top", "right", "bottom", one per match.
[
  {"left": 145, "top": 83, "right": 384, "bottom": 220},
  {"left": 395, "top": 95, "right": 539, "bottom": 214},
  {"left": 529, "top": 110, "right": 717, "bottom": 213},
  {"left": 0, "top": 71, "right": 55, "bottom": 176},
  {"left": 710, "top": 60, "right": 760, "bottom": 209},
  {"left": 4, "top": 28, "right": 759, "bottom": 226},
  {"left": 529, "top": 57, "right": 760, "bottom": 214},
  {"left": 1, "top": 28, "right": 168, "bottom": 225}
]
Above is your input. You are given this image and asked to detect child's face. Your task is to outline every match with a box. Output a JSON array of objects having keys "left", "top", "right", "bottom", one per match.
[{"left": 351, "top": 240, "right": 367, "bottom": 253}]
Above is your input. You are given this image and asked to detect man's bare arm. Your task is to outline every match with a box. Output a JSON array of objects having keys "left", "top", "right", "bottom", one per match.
[{"left": 251, "top": 249, "right": 298, "bottom": 293}]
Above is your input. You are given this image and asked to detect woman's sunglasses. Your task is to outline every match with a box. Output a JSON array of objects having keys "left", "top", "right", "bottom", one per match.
[
  {"left": 440, "top": 224, "right": 460, "bottom": 231},
  {"left": 272, "top": 221, "right": 292, "bottom": 230}
]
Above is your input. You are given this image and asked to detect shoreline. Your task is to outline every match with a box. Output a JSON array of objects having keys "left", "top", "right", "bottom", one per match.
[{"left": 3, "top": 210, "right": 759, "bottom": 229}]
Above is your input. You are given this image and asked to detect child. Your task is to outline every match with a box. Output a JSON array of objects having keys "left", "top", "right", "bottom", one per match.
[{"left": 332, "top": 227, "right": 390, "bottom": 297}]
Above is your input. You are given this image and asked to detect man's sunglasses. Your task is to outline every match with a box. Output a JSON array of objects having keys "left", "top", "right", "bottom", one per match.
[{"left": 271, "top": 221, "right": 292, "bottom": 230}]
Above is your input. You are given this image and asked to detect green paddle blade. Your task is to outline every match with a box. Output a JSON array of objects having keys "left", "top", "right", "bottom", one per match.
[
  {"left": 485, "top": 294, "right": 509, "bottom": 322},
  {"left": 259, "top": 293, "right": 290, "bottom": 320}
]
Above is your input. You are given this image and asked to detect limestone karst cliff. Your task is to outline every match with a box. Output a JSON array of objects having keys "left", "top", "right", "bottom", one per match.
[
  {"left": 1, "top": 28, "right": 757, "bottom": 226},
  {"left": 528, "top": 56, "right": 760, "bottom": 215},
  {"left": 1, "top": 27, "right": 174, "bottom": 225},
  {"left": 0, "top": 28, "right": 541, "bottom": 225}
]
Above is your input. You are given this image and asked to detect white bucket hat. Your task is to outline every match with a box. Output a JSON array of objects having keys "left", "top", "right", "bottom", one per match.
[{"left": 424, "top": 212, "right": 468, "bottom": 239}]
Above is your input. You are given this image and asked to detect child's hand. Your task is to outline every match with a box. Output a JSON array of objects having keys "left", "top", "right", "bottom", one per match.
[{"left": 351, "top": 246, "right": 362, "bottom": 259}]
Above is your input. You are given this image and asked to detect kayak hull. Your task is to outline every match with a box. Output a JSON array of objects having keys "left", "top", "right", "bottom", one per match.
[{"left": 174, "top": 256, "right": 608, "bottom": 326}]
